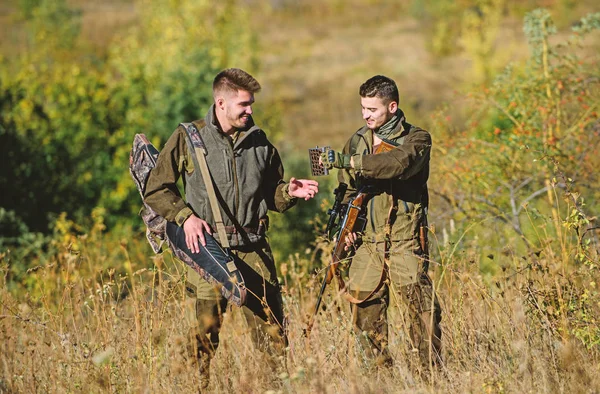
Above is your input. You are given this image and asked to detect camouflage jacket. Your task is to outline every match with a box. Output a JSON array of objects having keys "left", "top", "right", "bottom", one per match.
[
  {"left": 338, "top": 110, "right": 431, "bottom": 251},
  {"left": 144, "top": 105, "right": 297, "bottom": 247}
]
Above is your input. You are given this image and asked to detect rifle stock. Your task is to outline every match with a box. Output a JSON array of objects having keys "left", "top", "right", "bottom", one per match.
[
  {"left": 373, "top": 138, "right": 397, "bottom": 154},
  {"left": 306, "top": 187, "right": 372, "bottom": 336},
  {"left": 325, "top": 192, "right": 369, "bottom": 284}
]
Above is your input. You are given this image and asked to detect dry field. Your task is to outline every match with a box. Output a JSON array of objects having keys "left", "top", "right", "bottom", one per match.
[
  {"left": 1, "top": 1, "right": 600, "bottom": 393},
  {"left": 2, "top": 233, "right": 599, "bottom": 392}
]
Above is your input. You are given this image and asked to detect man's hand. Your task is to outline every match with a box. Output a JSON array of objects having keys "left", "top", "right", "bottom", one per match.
[
  {"left": 183, "top": 215, "right": 212, "bottom": 253},
  {"left": 344, "top": 232, "right": 358, "bottom": 251},
  {"left": 288, "top": 177, "right": 319, "bottom": 200},
  {"left": 320, "top": 149, "right": 352, "bottom": 169}
]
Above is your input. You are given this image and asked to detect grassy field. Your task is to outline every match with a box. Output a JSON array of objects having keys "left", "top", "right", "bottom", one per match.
[
  {"left": 2, "top": 228, "right": 599, "bottom": 392},
  {"left": 1, "top": 0, "right": 600, "bottom": 393}
]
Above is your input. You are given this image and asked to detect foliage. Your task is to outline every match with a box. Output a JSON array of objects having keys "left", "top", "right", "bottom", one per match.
[
  {"left": 431, "top": 9, "right": 599, "bottom": 259},
  {"left": 410, "top": 0, "right": 590, "bottom": 85},
  {"left": 0, "top": 0, "right": 258, "bottom": 243},
  {"left": 26, "top": 0, "right": 82, "bottom": 51},
  {"left": 428, "top": 11, "right": 600, "bottom": 349},
  {"left": 1, "top": 5, "right": 600, "bottom": 392}
]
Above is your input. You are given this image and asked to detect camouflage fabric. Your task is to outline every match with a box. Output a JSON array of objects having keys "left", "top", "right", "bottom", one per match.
[{"left": 129, "top": 134, "right": 167, "bottom": 253}]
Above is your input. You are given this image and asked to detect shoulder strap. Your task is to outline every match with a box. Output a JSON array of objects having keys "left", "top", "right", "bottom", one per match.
[
  {"left": 179, "top": 122, "right": 230, "bottom": 250},
  {"left": 348, "top": 132, "right": 363, "bottom": 155}
]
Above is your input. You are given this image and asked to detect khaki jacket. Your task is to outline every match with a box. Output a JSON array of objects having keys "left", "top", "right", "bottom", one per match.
[
  {"left": 338, "top": 110, "right": 431, "bottom": 252},
  {"left": 144, "top": 105, "right": 297, "bottom": 247}
]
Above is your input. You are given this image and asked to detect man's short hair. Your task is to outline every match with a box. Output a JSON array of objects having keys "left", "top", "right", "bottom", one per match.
[
  {"left": 359, "top": 75, "right": 399, "bottom": 104},
  {"left": 213, "top": 68, "right": 261, "bottom": 98}
]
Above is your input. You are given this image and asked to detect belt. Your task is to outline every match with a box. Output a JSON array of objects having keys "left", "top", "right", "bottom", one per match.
[{"left": 223, "top": 218, "right": 268, "bottom": 236}]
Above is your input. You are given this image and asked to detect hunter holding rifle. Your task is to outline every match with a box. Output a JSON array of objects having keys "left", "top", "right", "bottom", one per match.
[{"left": 320, "top": 75, "right": 442, "bottom": 369}]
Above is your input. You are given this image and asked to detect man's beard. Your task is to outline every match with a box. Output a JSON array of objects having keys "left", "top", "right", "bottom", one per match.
[{"left": 229, "top": 112, "right": 249, "bottom": 129}]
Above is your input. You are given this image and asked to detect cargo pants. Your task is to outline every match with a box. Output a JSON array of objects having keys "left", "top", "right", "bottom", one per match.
[
  {"left": 348, "top": 240, "right": 442, "bottom": 368},
  {"left": 183, "top": 240, "right": 286, "bottom": 384}
]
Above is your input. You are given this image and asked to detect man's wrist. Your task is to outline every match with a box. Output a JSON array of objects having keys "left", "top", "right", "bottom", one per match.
[
  {"left": 175, "top": 207, "right": 194, "bottom": 227},
  {"left": 321, "top": 149, "right": 352, "bottom": 169},
  {"left": 282, "top": 183, "right": 297, "bottom": 202}
]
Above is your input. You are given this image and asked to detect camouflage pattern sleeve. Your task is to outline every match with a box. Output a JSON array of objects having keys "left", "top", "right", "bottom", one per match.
[{"left": 143, "top": 127, "right": 193, "bottom": 226}]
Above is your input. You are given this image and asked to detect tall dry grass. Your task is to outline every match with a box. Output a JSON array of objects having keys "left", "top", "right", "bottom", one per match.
[{"left": 2, "top": 221, "right": 599, "bottom": 393}]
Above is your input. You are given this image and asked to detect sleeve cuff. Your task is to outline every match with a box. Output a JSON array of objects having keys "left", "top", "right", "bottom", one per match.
[
  {"left": 282, "top": 183, "right": 297, "bottom": 203},
  {"left": 175, "top": 207, "right": 194, "bottom": 227}
]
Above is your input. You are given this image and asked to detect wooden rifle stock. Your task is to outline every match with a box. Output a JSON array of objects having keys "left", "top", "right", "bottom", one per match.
[
  {"left": 325, "top": 192, "right": 369, "bottom": 284},
  {"left": 305, "top": 189, "right": 371, "bottom": 336},
  {"left": 373, "top": 138, "right": 397, "bottom": 154}
]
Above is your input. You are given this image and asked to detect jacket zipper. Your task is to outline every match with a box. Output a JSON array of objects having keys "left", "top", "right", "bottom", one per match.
[{"left": 229, "top": 141, "right": 239, "bottom": 226}]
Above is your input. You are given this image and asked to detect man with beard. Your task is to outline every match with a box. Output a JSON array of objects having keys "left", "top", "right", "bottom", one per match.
[
  {"left": 321, "top": 75, "right": 442, "bottom": 371},
  {"left": 144, "top": 68, "right": 319, "bottom": 388}
]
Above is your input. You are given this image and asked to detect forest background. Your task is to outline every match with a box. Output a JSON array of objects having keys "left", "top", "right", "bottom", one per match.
[{"left": 1, "top": 0, "right": 599, "bottom": 392}]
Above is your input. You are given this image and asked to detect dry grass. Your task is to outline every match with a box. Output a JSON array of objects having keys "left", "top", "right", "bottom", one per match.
[
  {"left": 2, "top": 1, "right": 600, "bottom": 393},
  {"left": 2, "top": 233, "right": 599, "bottom": 393}
]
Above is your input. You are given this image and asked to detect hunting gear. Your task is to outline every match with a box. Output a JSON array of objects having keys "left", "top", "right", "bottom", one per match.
[
  {"left": 130, "top": 133, "right": 247, "bottom": 305},
  {"left": 139, "top": 68, "right": 318, "bottom": 388},
  {"left": 313, "top": 75, "right": 442, "bottom": 370}
]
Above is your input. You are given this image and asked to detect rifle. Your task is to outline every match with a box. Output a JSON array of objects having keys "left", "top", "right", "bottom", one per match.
[{"left": 305, "top": 183, "right": 376, "bottom": 335}]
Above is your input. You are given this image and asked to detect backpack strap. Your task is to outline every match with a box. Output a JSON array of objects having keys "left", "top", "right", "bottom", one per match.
[
  {"left": 348, "top": 131, "right": 364, "bottom": 155},
  {"left": 179, "top": 122, "right": 231, "bottom": 250}
]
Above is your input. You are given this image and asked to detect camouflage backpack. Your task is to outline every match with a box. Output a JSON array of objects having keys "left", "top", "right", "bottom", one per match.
[{"left": 129, "top": 133, "right": 247, "bottom": 306}]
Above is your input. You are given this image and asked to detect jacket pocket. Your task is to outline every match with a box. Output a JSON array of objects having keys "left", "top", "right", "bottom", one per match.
[{"left": 390, "top": 201, "right": 422, "bottom": 242}]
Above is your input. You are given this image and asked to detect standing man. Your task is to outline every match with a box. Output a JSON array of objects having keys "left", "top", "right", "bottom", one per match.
[
  {"left": 144, "top": 68, "right": 318, "bottom": 387},
  {"left": 321, "top": 75, "right": 442, "bottom": 369}
]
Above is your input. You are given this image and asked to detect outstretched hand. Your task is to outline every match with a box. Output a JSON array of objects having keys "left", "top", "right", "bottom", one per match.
[{"left": 288, "top": 177, "right": 319, "bottom": 200}]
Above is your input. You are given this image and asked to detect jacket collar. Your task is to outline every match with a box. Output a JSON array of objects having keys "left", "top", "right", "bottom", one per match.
[
  {"left": 204, "top": 104, "right": 261, "bottom": 147},
  {"left": 356, "top": 109, "right": 408, "bottom": 151}
]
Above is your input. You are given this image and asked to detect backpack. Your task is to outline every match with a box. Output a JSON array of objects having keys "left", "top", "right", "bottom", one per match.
[{"left": 129, "top": 133, "right": 247, "bottom": 306}]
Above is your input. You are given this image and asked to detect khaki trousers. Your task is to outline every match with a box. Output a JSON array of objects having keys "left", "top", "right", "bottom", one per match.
[
  {"left": 183, "top": 240, "right": 286, "bottom": 373},
  {"left": 348, "top": 241, "right": 442, "bottom": 367}
]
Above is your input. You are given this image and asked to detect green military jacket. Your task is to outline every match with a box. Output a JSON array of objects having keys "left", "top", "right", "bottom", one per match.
[
  {"left": 144, "top": 105, "right": 297, "bottom": 247},
  {"left": 338, "top": 110, "right": 431, "bottom": 251}
]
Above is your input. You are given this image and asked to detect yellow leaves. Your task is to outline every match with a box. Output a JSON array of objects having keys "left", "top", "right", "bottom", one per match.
[
  {"left": 18, "top": 99, "right": 34, "bottom": 117},
  {"left": 76, "top": 84, "right": 86, "bottom": 97},
  {"left": 163, "top": 24, "right": 177, "bottom": 41}
]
